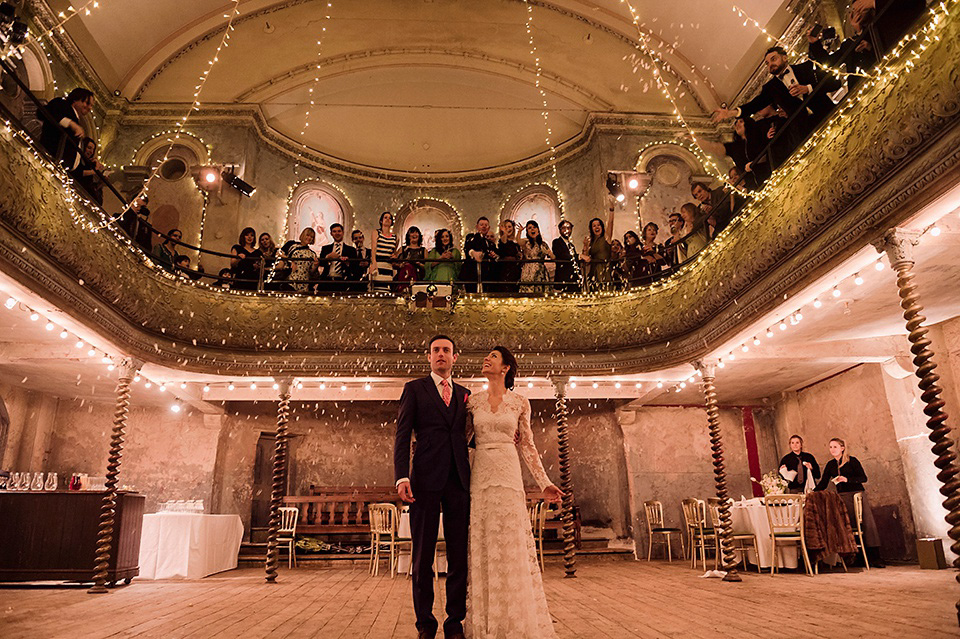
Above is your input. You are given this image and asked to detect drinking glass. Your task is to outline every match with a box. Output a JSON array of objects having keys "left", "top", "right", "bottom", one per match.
[
  {"left": 44, "top": 472, "right": 58, "bottom": 491},
  {"left": 8, "top": 472, "right": 20, "bottom": 491},
  {"left": 30, "top": 472, "right": 45, "bottom": 491}
]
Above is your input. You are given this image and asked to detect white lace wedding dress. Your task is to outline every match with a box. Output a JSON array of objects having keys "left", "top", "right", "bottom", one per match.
[{"left": 467, "top": 390, "right": 559, "bottom": 639}]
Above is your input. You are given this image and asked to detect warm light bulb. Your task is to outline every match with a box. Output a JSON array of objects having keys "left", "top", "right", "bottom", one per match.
[
  {"left": 107, "top": 364, "right": 115, "bottom": 371},
  {"left": 570, "top": 382, "right": 577, "bottom": 389},
  {"left": 753, "top": 337, "right": 761, "bottom": 346},
  {"left": 728, "top": 353, "right": 736, "bottom": 360},
  {"left": 133, "top": 375, "right": 141, "bottom": 382},
  {"left": 159, "top": 384, "right": 166, "bottom": 392},
  {"left": 832, "top": 288, "right": 841, "bottom": 298},
  {"left": 170, "top": 402, "right": 181, "bottom": 413},
  {"left": 766, "top": 329, "right": 774, "bottom": 338},
  {"left": 741, "top": 345, "right": 749, "bottom": 352},
  {"left": 779, "top": 322, "right": 788, "bottom": 331},
  {"left": 614, "top": 382, "right": 621, "bottom": 389},
  {"left": 272, "top": 382, "right": 280, "bottom": 390},
  {"left": 527, "top": 381, "right": 534, "bottom": 388},
  {"left": 101, "top": 356, "right": 111, "bottom": 364},
  {"left": 228, "top": 383, "right": 235, "bottom": 391},
  {"left": 180, "top": 382, "right": 187, "bottom": 389},
  {"left": 875, "top": 261, "right": 884, "bottom": 271},
  {"left": 45, "top": 322, "right": 55, "bottom": 331},
  {"left": 298, "top": 382, "right": 305, "bottom": 389},
  {"left": 717, "top": 361, "right": 726, "bottom": 369},
  {"left": 930, "top": 225, "right": 941, "bottom": 237},
  {"left": 59, "top": 329, "right": 68, "bottom": 339},
  {"left": 592, "top": 382, "right": 599, "bottom": 389},
  {"left": 340, "top": 384, "right": 347, "bottom": 391},
  {"left": 29, "top": 312, "right": 39, "bottom": 321},
  {"left": 616, "top": 193, "right": 626, "bottom": 202},
  {"left": 656, "top": 381, "right": 663, "bottom": 388},
  {"left": 635, "top": 382, "right": 642, "bottom": 389},
  {"left": 795, "top": 312, "right": 803, "bottom": 321},
  {"left": 4, "top": 297, "right": 15, "bottom": 309},
  {"left": 854, "top": 274, "right": 864, "bottom": 286},
  {"left": 250, "top": 382, "right": 257, "bottom": 390},
  {"left": 482, "top": 383, "right": 489, "bottom": 391},
  {"left": 319, "top": 382, "right": 326, "bottom": 390},
  {"left": 144, "top": 381, "right": 152, "bottom": 389},
  {"left": 813, "top": 298, "right": 822, "bottom": 308},
  {"left": 202, "top": 385, "right": 210, "bottom": 393}
]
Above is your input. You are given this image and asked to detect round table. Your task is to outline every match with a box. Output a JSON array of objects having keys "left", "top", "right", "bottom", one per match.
[{"left": 729, "top": 498, "right": 799, "bottom": 569}]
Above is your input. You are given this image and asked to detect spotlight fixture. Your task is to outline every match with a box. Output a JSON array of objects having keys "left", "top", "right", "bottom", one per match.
[
  {"left": 222, "top": 170, "right": 256, "bottom": 197},
  {"left": 194, "top": 166, "right": 222, "bottom": 191},
  {"left": 606, "top": 172, "right": 625, "bottom": 203}
]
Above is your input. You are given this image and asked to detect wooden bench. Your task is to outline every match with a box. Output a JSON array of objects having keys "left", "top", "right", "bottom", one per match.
[{"left": 283, "top": 487, "right": 400, "bottom": 535}]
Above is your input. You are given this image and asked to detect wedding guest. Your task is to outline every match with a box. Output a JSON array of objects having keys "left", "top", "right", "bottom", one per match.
[
  {"left": 462, "top": 217, "right": 499, "bottom": 293},
  {"left": 520, "top": 220, "right": 554, "bottom": 294},
  {"left": 691, "top": 182, "right": 734, "bottom": 238},
  {"left": 552, "top": 219, "right": 581, "bottom": 293},
  {"left": 217, "top": 268, "right": 233, "bottom": 289},
  {"left": 231, "top": 227, "right": 262, "bottom": 291},
  {"left": 426, "top": 228, "right": 461, "bottom": 284},
  {"left": 132, "top": 194, "right": 154, "bottom": 252},
  {"left": 40, "top": 87, "right": 93, "bottom": 170},
  {"left": 814, "top": 437, "right": 884, "bottom": 567},
  {"left": 581, "top": 200, "right": 616, "bottom": 291},
  {"left": 622, "top": 230, "right": 645, "bottom": 285},
  {"left": 609, "top": 238, "right": 626, "bottom": 288},
  {"left": 372, "top": 211, "right": 398, "bottom": 292},
  {"left": 286, "top": 227, "right": 319, "bottom": 293},
  {"left": 661, "top": 211, "right": 686, "bottom": 267},
  {"left": 258, "top": 233, "right": 278, "bottom": 270},
  {"left": 174, "top": 255, "right": 202, "bottom": 281},
  {"left": 638, "top": 222, "right": 667, "bottom": 276},
  {"left": 496, "top": 219, "right": 522, "bottom": 293},
  {"left": 395, "top": 226, "right": 426, "bottom": 293},
  {"left": 778, "top": 434, "right": 821, "bottom": 494},
  {"left": 71, "top": 137, "right": 109, "bottom": 205},
  {"left": 152, "top": 228, "right": 182, "bottom": 269},
  {"left": 679, "top": 203, "right": 709, "bottom": 256},
  {"left": 850, "top": 0, "right": 926, "bottom": 59},
  {"left": 350, "top": 229, "right": 373, "bottom": 291},
  {"left": 318, "top": 223, "right": 357, "bottom": 292}
]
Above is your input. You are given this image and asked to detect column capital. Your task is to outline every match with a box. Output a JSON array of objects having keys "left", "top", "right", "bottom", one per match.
[
  {"left": 693, "top": 360, "right": 716, "bottom": 378},
  {"left": 549, "top": 376, "right": 569, "bottom": 396},
  {"left": 275, "top": 378, "right": 294, "bottom": 397},
  {"left": 116, "top": 357, "right": 142, "bottom": 379},
  {"left": 872, "top": 228, "right": 922, "bottom": 267}
]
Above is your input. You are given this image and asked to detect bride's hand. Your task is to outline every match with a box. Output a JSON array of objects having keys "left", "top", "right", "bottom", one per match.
[{"left": 542, "top": 485, "right": 564, "bottom": 504}]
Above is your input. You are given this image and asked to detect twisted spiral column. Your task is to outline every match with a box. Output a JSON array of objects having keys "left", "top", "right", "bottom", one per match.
[
  {"left": 265, "top": 379, "right": 293, "bottom": 583},
  {"left": 876, "top": 229, "right": 960, "bottom": 622},
  {"left": 695, "top": 362, "right": 741, "bottom": 582},
  {"left": 88, "top": 358, "right": 140, "bottom": 594},
  {"left": 552, "top": 377, "right": 577, "bottom": 578}
]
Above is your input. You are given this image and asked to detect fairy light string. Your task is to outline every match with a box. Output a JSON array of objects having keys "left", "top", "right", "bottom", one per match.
[
  {"left": 523, "top": 0, "right": 560, "bottom": 190},
  {"left": 293, "top": 2, "right": 334, "bottom": 176},
  {"left": 1, "top": 0, "right": 104, "bottom": 63}
]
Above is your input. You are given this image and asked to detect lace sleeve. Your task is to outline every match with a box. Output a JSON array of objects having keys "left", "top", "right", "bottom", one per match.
[{"left": 517, "top": 395, "right": 553, "bottom": 491}]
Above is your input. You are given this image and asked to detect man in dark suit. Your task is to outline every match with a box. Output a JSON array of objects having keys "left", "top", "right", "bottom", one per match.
[
  {"left": 349, "top": 229, "right": 372, "bottom": 291},
  {"left": 395, "top": 335, "right": 470, "bottom": 639},
  {"left": 317, "top": 223, "right": 358, "bottom": 292},
  {"left": 461, "top": 217, "right": 498, "bottom": 293},
  {"left": 551, "top": 219, "right": 581, "bottom": 292},
  {"left": 714, "top": 46, "right": 842, "bottom": 151},
  {"left": 40, "top": 87, "right": 94, "bottom": 170}
]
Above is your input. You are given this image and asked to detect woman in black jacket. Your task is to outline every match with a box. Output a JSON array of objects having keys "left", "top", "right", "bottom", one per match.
[{"left": 778, "top": 434, "right": 820, "bottom": 493}]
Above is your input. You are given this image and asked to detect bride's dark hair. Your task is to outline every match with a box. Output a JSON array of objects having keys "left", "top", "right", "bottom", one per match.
[{"left": 493, "top": 346, "right": 518, "bottom": 390}]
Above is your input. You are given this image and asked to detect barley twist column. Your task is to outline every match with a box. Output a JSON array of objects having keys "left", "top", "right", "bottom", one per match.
[
  {"left": 89, "top": 357, "right": 141, "bottom": 594},
  {"left": 875, "top": 229, "right": 960, "bottom": 622},
  {"left": 265, "top": 379, "right": 293, "bottom": 583},
  {"left": 552, "top": 377, "right": 577, "bottom": 578},
  {"left": 694, "top": 361, "right": 740, "bottom": 582}
]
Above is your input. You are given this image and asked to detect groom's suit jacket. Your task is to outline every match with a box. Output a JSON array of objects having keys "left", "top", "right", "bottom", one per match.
[{"left": 394, "top": 376, "right": 471, "bottom": 493}]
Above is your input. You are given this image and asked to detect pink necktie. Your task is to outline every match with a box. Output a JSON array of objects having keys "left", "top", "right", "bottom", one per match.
[{"left": 440, "top": 379, "right": 451, "bottom": 406}]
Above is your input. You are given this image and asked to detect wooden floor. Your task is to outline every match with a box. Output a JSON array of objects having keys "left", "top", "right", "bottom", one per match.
[{"left": 1, "top": 559, "right": 956, "bottom": 638}]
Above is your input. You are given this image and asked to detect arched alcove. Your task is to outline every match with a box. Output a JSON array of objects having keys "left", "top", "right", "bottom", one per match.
[
  {"left": 287, "top": 180, "right": 352, "bottom": 249},
  {"left": 500, "top": 184, "right": 563, "bottom": 244},
  {"left": 395, "top": 198, "right": 462, "bottom": 251}
]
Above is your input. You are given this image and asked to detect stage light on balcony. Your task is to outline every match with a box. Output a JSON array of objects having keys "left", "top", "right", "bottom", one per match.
[
  {"left": 813, "top": 298, "right": 822, "bottom": 308},
  {"left": 832, "top": 287, "right": 841, "bottom": 298},
  {"left": 29, "top": 312, "right": 39, "bottom": 321},
  {"left": 59, "top": 329, "right": 68, "bottom": 339},
  {"left": 45, "top": 321, "right": 54, "bottom": 331},
  {"left": 222, "top": 171, "right": 256, "bottom": 197},
  {"left": 854, "top": 273, "right": 864, "bottom": 286},
  {"left": 874, "top": 261, "right": 884, "bottom": 271},
  {"left": 4, "top": 297, "right": 16, "bottom": 309},
  {"left": 931, "top": 225, "right": 942, "bottom": 237}
]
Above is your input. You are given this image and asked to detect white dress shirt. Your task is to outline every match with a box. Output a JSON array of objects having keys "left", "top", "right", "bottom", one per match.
[{"left": 396, "top": 372, "right": 454, "bottom": 487}]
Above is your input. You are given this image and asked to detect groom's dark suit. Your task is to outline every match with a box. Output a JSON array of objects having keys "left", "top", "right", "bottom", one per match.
[{"left": 395, "top": 375, "right": 471, "bottom": 637}]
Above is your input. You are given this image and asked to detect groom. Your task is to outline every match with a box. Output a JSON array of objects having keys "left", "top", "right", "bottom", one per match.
[{"left": 395, "top": 335, "right": 471, "bottom": 639}]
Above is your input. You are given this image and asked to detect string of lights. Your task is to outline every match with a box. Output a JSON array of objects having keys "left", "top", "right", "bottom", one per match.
[
  {"left": 1, "top": 0, "right": 104, "bottom": 63},
  {"left": 293, "top": 2, "right": 334, "bottom": 176},
  {"left": 522, "top": 0, "right": 559, "bottom": 190}
]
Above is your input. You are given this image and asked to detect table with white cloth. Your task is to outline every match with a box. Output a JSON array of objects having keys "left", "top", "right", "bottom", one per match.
[
  {"left": 138, "top": 513, "right": 244, "bottom": 580},
  {"left": 729, "top": 498, "right": 798, "bottom": 569},
  {"left": 396, "top": 508, "right": 447, "bottom": 574}
]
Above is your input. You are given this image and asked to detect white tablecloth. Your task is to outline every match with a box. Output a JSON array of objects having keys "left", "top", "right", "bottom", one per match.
[
  {"left": 138, "top": 513, "right": 244, "bottom": 580},
  {"left": 396, "top": 509, "right": 447, "bottom": 574},
  {"left": 729, "top": 498, "right": 798, "bottom": 569}
]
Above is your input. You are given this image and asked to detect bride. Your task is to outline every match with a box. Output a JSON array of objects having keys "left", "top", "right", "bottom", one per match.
[{"left": 467, "top": 346, "right": 564, "bottom": 638}]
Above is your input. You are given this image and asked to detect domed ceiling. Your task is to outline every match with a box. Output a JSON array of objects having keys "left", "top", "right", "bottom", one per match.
[{"left": 52, "top": 0, "right": 796, "bottom": 172}]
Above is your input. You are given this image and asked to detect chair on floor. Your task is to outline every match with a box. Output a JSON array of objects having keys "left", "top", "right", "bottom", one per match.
[
  {"left": 763, "top": 494, "right": 813, "bottom": 576},
  {"left": 853, "top": 492, "right": 870, "bottom": 570},
  {"left": 369, "top": 503, "right": 402, "bottom": 577},
  {"left": 706, "top": 498, "right": 759, "bottom": 573},
  {"left": 643, "top": 500, "right": 684, "bottom": 562},
  {"left": 529, "top": 501, "right": 548, "bottom": 571},
  {"left": 681, "top": 498, "right": 716, "bottom": 571},
  {"left": 277, "top": 506, "right": 299, "bottom": 569}
]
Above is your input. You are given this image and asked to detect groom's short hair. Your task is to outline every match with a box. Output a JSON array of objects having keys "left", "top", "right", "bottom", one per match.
[{"left": 428, "top": 334, "right": 457, "bottom": 353}]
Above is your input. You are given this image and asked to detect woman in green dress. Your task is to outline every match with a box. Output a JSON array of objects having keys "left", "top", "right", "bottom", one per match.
[{"left": 425, "top": 228, "right": 462, "bottom": 284}]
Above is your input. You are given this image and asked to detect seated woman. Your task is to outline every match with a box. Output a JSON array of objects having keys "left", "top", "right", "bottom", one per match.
[
  {"left": 425, "top": 228, "right": 461, "bottom": 284},
  {"left": 778, "top": 434, "right": 820, "bottom": 494},
  {"left": 394, "top": 226, "right": 426, "bottom": 293},
  {"left": 814, "top": 437, "right": 884, "bottom": 567}
]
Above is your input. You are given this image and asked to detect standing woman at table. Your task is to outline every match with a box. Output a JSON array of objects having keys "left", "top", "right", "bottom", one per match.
[
  {"left": 778, "top": 434, "right": 820, "bottom": 494},
  {"left": 814, "top": 437, "right": 884, "bottom": 567}
]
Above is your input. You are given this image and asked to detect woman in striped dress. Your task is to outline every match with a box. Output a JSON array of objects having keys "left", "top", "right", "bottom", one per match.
[{"left": 372, "top": 211, "right": 398, "bottom": 292}]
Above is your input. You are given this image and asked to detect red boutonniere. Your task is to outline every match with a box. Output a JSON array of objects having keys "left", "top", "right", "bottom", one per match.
[{"left": 463, "top": 392, "right": 469, "bottom": 403}]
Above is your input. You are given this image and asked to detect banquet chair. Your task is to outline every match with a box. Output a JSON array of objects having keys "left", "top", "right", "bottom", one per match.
[
  {"left": 396, "top": 505, "right": 437, "bottom": 581},
  {"left": 368, "top": 503, "right": 402, "bottom": 577},
  {"left": 277, "top": 506, "right": 299, "bottom": 569},
  {"left": 529, "top": 501, "right": 548, "bottom": 571},
  {"left": 643, "top": 500, "right": 684, "bottom": 562},
  {"left": 707, "top": 498, "right": 759, "bottom": 573},
  {"left": 681, "top": 498, "right": 716, "bottom": 571},
  {"left": 853, "top": 492, "right": 870, "bottom": 571},
  {"left": 763, "top": 494, "right": 813, "bottom": 576}
]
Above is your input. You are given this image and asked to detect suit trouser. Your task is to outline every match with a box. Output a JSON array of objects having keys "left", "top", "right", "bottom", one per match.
[{"left": 410, "top": 465, "right": 469, "bottom": 636}]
